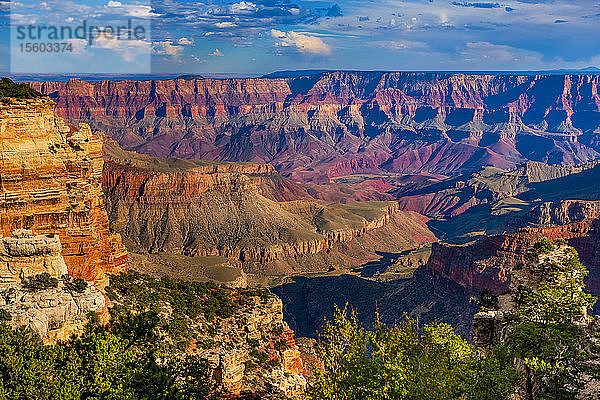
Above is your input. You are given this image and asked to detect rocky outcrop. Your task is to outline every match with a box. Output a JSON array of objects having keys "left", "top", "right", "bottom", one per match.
[
  {"left": 0, "top": 281, "right": 106, "bottom": 342},
  {"left": 397, "top": 161, "right": 600, "bottom": 218},
  {"left": 427, "top": 209, "right": 600, "bottom": 295},
  {"left": 0, "top": 230, "right": 106, "bottom": 341},
  {"left": 527, "top": 200, "right": 600, "bottom": 226},
  {"left": 202, "top": 294, "right": 306, "bottom": 396},
  {"left": 0, "top": 230, "right": 67, "bottom": 284},
  {"left": 31, "top": 73, "right": 600, "bottom": 183},
  {"left": 0, "top": 98, "right": 127, "bottom": 286}
]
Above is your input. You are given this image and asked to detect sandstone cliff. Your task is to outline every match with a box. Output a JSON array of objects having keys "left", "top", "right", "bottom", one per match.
[
  {"left": 0, "top": 98, "right": 127, "bottom": 286},
  {"left": 0, "top": 230, "right": 106, "bottom": 341},
  {"left": 0, "top": 229, "right": 67, "bottom": 283},
  {"left": 31, "top": 73, "right": 600, "bottom": 183}
]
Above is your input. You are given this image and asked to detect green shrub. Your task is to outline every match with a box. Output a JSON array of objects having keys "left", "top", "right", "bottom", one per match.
[
  {"left": 67, "top": 140, "right": 84, "bottom": 152},
  {"left": 22, "top": 273, "right": 59, "bottom": 291},
  {"left": 0, "top": 309, "right": 11, "bottom": 322},
  {"left": 62, "top": 275, "right": 88, "bottom": 293},
  {"left": 529, "top": 238, "right": 556, "bottom": 257},
  {"left": 0, "top": 78, "right": 42, "bottom": 100}
]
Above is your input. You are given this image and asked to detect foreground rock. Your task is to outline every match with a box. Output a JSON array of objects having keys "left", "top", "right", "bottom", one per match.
[{"left": 0, "top": 230, "right": 105, "bottom": 341}]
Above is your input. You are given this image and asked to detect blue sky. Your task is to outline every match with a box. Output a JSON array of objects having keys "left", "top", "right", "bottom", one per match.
[{"left": 3, "top": 0, "right": 600, "bottom": 75}]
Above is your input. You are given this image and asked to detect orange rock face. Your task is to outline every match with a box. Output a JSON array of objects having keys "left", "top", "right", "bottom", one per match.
[{"left": 0, "top": 98, "right": 127, "bottom": 287}]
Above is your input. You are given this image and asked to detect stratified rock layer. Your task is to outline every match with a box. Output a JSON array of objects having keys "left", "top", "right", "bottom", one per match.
[
  {"left": 103, "top": 141, "right": 436, "bottom": 272},
  {"left": 0, "top": 98, "right": 127, "bottom": 286},
  {"left": 0, "top": 230, "right": 106, "bottom": 341},
  {"left": 31, "top": 73, "right": 600, "bottom": 183},
  {"left": 0, "top": 230, "right": 67, "bottom": 284}
]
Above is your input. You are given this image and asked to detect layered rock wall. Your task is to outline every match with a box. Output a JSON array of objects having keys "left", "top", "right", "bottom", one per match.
[
  {"left": 103, "top": 154, "right": 406, "bottom": 264},
  {"left": 0, "top": 99, "right": 127, "bottom": 286},
  {"left": 0, "top": 230, "right": 67, "bottom": 284},
  {"left": 427, "top": 203, "right": 600, "bottom": 295},
  {"left": 31, "top": 73, "right": 600, "bottom": 182}
]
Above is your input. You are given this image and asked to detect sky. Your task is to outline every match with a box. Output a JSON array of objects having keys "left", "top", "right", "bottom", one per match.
[{"left": 2, "top": 0, "right": 600, "bottom": 75}]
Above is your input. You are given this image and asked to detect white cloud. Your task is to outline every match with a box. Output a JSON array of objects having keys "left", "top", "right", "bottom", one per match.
[
  {"left": 93, "top": 35, "right": 151, "bottom": 62},
  {"left": 192, "top": 55, "right": 207, "bottom": 63},
  {"left": 123, "top": 5, "right": 154, "bottom": 18},
  {"left": 270, "top": 29, "right": 331, "bottom": 55},
  {"left": 154, "top": 40, "right": 184, "bottom": 58},
  {"left": 65, "top": 38, "right": 88, "bottom": 55},
  {"left": 216, "top": 21, "right": 238, "bottom": 28},
  {"left": 10, "top": 13, "right": 37, "bottom": 25},
  {"left": 104, "top": 2, "right": 156, "bottom": 18},
  {"left": 229, "top": 2, "right": 257, "bottom": 14},
  {"left": 178, "top": 37, "right": 194, "bottom": 45},
  {"left": 209, "top": 48, "right": 224, "bottom": 56}
]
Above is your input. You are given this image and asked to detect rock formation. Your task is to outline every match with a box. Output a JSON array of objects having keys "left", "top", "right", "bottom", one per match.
[
  {"left": 427, "top": 200, "right": 600, "bottom": 296},
  {"left": 397, "top": 161, "right": 600, "bottom": 219},
  {"left": 0, "top": 229, "right": 67, "bottom": 283},
  {"left": 0, "top": 230, "right": 106, "bottom": 341},
  {"left": 103, "top": 140, "right": 436, "bottom": 275},
  {"left": 30, "top": 73, "right": 600, "bottom": 183},
  {"left": 0, "top": 98, "right": 127, "bottom": 287},
  {"left": 201, "top": 294, "right": 306, "bottom": 396}
]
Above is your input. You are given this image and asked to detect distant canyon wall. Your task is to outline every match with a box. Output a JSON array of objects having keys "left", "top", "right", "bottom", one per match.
[{"left": 31, "top": 73, "right": 600, "bottom": 183}]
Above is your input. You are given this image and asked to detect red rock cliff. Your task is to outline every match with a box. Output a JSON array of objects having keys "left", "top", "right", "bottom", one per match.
[
  {"left": 426, "top": 207, "right": 600, "bottom": 295},
  {"left": 0, "top": 98, "right": 127, "bottom": 286}
]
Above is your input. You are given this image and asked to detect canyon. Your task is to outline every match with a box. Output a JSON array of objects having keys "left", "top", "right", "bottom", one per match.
[
  {"left": 0, "top": 96, "right": 308, "bottom": 399},
  {"left": 21, "top": 73, "right": 600, "bottom": 345},
  {"left": 426, "top": 200, "right": 600, "bottom": 296},
  {"left": 8, "top": 74, "right": 600, "bottom": 396},
  {"left": 102, "top": 138, "right": 436, "bottom": 278},
  {"left": 30, "top": 72, "right": 600, "bottom": 185}
]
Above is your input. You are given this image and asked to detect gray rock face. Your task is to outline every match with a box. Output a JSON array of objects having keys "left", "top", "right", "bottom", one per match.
[
  {"left": 0, "top": 230, "right": 68, "bottom": 284},
  {"left": 0, "top": 229, "right": 104, "bottom": 341},
  {"left": 0, "top": 282, "right": 105, "bottom": 340}
]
